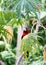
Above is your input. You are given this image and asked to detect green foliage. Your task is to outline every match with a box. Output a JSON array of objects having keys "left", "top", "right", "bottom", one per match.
[
  {"left": 0, "top": 0, "right": 46, "bottom": 65},
  {"left": 12, "top": 28, "right": 17, "bottom": 47},
  {"left": 22, "top": 59, "right": 43, "bottom": 65},
  {"left": 0, "top": 11, "right": 6, "bottom": 25},
  {"left": 20, "top": 33, "right": 43, "bottom": 59},
  {"left": 38, "top": 28, "right": 46, "bottom": 46},
  {"left": 0, "top": 10, "right": 17, "bottom": 65},
  {"left": 22, "top": 45, "right": 43, "bottom": 65},
  {"left": 0, "top": 51, "right": 15, "bottom": 65},
  {"left": 0, "top": 41, "right": 5, "bottom": 52},
  {"left": 2, "top": 0, "right": 40, "bottom": 19},
  {"left": 0, "top": 39, "right": 16, "bottom": 65},
  {"left": 4, "top": 11, "right": 16, "bottom": 23}
]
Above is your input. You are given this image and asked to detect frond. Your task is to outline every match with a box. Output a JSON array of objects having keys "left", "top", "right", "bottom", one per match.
[{"left": 2, "top": 0, "right": 40, "bottom": 19}]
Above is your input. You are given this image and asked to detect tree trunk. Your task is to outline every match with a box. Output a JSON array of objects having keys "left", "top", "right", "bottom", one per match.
[
  {"left": 16, "top": 26, "right": 23, "bottom": 65},
  {"left": 15, "top": 23, "right": 29, "bottom": 65}
]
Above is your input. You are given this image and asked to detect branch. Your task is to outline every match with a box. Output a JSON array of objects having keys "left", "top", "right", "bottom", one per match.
[
  {"left": 0, "top": 60, "right": 5, "bottom": 65},
  {"left": 16, "top": 52, "right": 24, "bottom": 65}
]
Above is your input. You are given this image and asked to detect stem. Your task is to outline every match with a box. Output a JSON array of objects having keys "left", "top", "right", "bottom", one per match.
[
  {"left": 34, "top": 11, "right": 41, "bottom": 34},
  {"left": 16, "top": 52, "right": 24, "bottom": 65},
  {"left": 42, "top": 0, "right": 45, "bottom": 10}
]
